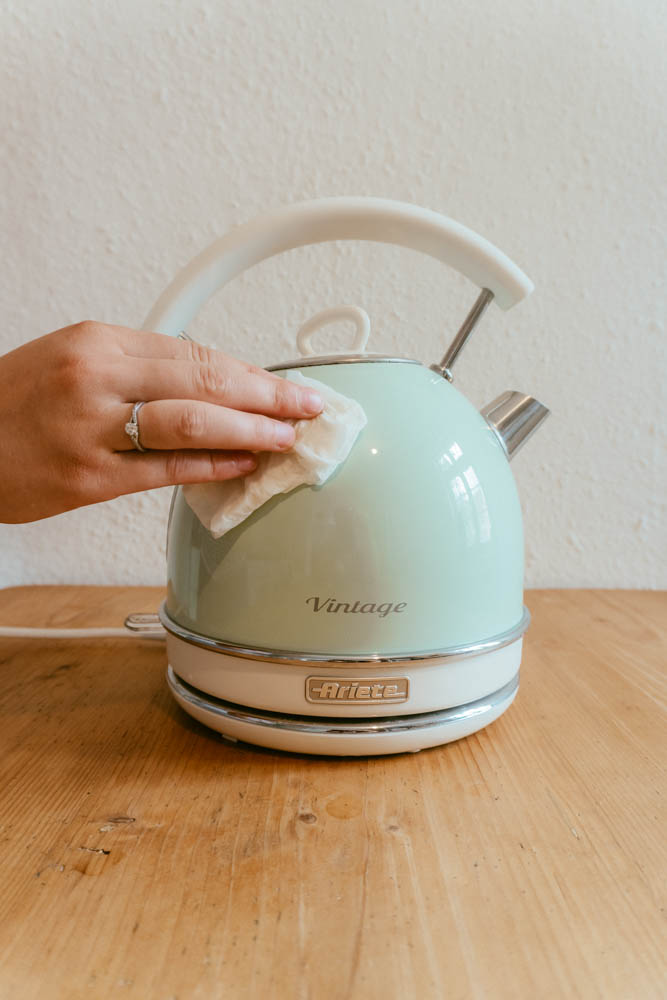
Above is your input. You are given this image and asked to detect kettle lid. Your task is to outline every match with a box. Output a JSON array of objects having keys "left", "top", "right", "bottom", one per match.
[{"left": 265, "top": 305, "right": 420, "bottom": 372}]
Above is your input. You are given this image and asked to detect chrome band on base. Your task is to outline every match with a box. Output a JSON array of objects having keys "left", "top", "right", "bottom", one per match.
[
  {"left": 159, "top": 603, "right": 530, "bottom": 666},
  {"left": 167, "top": 666, "right": 519, "bottom": 737}
]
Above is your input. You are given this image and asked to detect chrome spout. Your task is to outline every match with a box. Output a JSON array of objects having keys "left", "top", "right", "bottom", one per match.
[{"left": 481, "top": 391, "right": 550, "bottom": 459}]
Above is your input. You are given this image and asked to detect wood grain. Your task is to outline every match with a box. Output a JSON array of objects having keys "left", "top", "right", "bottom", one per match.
[{"left": 0, "top": 587, "right": 665, "bottom": 999}]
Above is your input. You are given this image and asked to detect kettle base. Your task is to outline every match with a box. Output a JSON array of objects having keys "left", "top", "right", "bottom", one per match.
[{"left": 167, "top": 666, "right": 519, "bottom": 756}]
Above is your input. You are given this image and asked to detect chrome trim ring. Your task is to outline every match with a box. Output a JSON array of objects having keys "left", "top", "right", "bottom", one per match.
[
  {"left": 167, "top": 667, "right": 519, "bottom": 736},
  {"left": 159, "top": 603, "right": 530, "bottom": 666},
  {"left": 266, "top": 354, "right": 422, "bottom": 371}
]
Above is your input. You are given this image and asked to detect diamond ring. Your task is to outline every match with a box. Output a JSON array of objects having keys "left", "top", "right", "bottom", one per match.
[{"left": 124, "top": 402, "right": 147, "bottom": 452}]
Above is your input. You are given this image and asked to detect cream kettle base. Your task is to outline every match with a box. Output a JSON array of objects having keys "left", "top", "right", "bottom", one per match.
[
  {"left": 163, "top": 621, "right": 526, "bottom": 755},
  {"left": 167, "top": 667, "right": 519, "bottom": 756}
]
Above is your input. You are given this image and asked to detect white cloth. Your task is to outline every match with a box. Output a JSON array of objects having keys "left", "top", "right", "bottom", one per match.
[{"left": 183, "top": 372, "right": 367, "bottom": 538}]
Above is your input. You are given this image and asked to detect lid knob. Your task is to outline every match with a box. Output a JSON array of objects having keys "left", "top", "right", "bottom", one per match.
[{"left": 296, "top": 305, "right": 371, "bottom": 357}]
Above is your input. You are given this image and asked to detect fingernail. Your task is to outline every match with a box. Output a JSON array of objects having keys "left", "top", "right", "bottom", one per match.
[
  {"left": 276, "top": 423, "right": 296, "bottom": 448},
  {"left": 302, "top": 391, "right": 324, "bottom": 415},
  {"left": 236, "top": 456, "right": 257, "bottom": 472}
]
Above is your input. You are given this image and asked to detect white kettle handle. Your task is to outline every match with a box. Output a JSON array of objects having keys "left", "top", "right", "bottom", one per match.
[{"left": 142, "top": 197, "right": 533, "bottom": 336}]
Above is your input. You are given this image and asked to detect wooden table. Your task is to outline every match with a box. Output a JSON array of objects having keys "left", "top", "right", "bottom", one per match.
[{"left": 0, "top": 587, "right": 665, "bottom": 999}]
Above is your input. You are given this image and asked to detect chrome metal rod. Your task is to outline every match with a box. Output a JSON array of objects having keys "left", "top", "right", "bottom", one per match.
[{"left": 432, "top": 287, "right": 494, "bottom": 381}]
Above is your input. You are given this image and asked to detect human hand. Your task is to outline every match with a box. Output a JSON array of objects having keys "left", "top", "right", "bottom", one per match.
[{"left": 0, "top": 320, "right": 323, "bottom": 523}]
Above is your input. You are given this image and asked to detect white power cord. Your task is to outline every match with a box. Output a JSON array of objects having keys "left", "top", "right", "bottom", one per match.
[
  {"left": 0, "top": 615, "right": 166, "bottom": 640},
  {"left": 0, "top": 626, "right": 139, "bottom": 639}
]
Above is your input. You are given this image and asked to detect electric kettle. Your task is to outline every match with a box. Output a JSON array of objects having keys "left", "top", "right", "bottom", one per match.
[{"left": 142, "top": 198, "right": 549, "bottom": 755}]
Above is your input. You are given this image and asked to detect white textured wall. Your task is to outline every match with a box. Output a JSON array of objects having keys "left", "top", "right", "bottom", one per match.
[{"left": 1, "top": 0, "right": 665, "bottom": 589}]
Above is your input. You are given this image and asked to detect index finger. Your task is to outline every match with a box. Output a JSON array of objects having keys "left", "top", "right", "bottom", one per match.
[
  {"left": 110, "top": 324, "right": 282, "bottom": 380},
  {"left": 122, "top": 358, "right": 324, "bottom": 420}
]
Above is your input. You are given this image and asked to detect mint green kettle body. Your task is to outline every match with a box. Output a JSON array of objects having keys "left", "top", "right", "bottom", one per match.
[{"left": 166, "top": 359, "right": 529, "bottom": 657}]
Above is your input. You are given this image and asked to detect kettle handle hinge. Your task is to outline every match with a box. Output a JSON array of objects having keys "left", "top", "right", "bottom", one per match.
[{"left": 430, "top": 288, "right": 494, "bottom": 381}]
